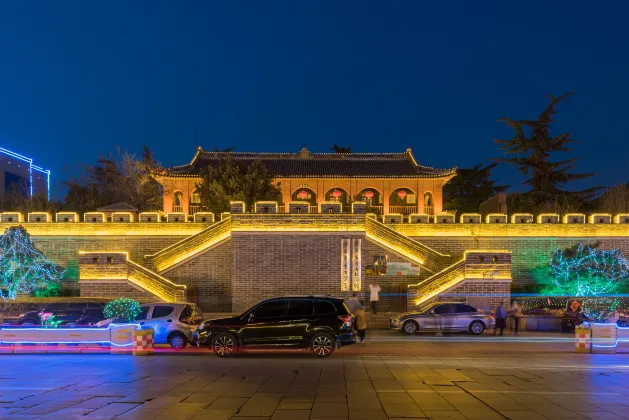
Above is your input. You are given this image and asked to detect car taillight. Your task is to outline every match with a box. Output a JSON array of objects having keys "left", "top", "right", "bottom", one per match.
[
  {"left": 338, "top": 315, "right": 352, "bottom": 328},
  {"left": 490, "top": 312, "right": 495, "bottom": 317}
]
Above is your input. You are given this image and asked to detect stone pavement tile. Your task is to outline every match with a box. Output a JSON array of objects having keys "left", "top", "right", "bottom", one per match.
[
  {"left": 545, "top": 398, "right": 603, "bottom": 413},
  {"left": 380, "top": 401, "right": 425, "bottom": 418},
  {"left": 311, "top": 401, "right": 349, "bottom": 418},
  {"left": 479, "top": 397, "right": 529, "bottom": 411},
  {"left": 207, "top": 397, "right": 249, "bottom": 410},
  {"left": 152, "top": 403, "right": 207, "bottom": 420},
  {"left": 277, "top": 398, "right": 313, "bottom": 410},
  {"left": 409, "top": 391, "right": 455, "bottom": 411},
  {"left": 599, "top": 406, "right": 629, "bottom": 419},
  {"left": 349, "top": 409, "right": 388, "bottom": 420},
  {"left": 70, "top": 396, "right": 122, "bottom": 409},
  {"left": 400, "top": 381, "right": 432, "bottom": 391},
  {"left": 189, "top": 409, "right": 238, "bottom": 420},
  {"left": 283, "top": 385, "right": 318, "bottom": 399},
  {"left": 499, "top": 411, "right": 551, "bottom": 420},
  {"left": 180, "top": 392, "right": 219, "bottom": 404},
  {"left": 422, "top": 410, "right": 468, "bottom": 419},
  {"left": 47, "top": 407, "right": 96, "bottom": 416},
  {"left": 372, "top": 380, "right": 405, "bottom": 391},
  {"left": 529, "top": 405, "right": 587, "bottom": 419},
  {"left": 347, "top": 397, "right": 382, "bottom": 410},
  {"left": 236, "top": 393, "right": 283, "bottom": 417},
  {"left": 87, "top": 402, "right": 141, "bottom": 417},
  {"left": 138, "top": 396, "right": 181, "bottom": 410},
  {"left": 583, "top": 413, "right": 627, "bottom": 420},
  {"left": 115, "top": 408, "right": 165, "bottom": 419},
  {"left": 270, "top": 409, "right": 311, "bottom": 420},
  {"left": 11, "top": 400, "right": 75, "bottom": 415}
]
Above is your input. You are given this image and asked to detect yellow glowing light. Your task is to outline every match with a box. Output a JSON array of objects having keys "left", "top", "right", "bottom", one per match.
[
  {"left": 485, "top": 213, "right": 507, "bottom": 224},
  {"left": 435, "top": 213, "right": 455, "bottom": 224},
  {"left": 588, "top": 213, "right": 612, "bottom": 224},
  {"left": 230, "top": 201, "right": 246, "bottom": 213},
  {"left": 0, "top": 212, "right": 24, "bottom": 223},
  {"left": 56, "top": 212, "right": 79, "bottom": 222},
  {"left": 139, "top": 212, "right": 160, "bottom": 222},
  {"left": 562, "top": 213, "right": 585, "bottom": 224},
  {"left": 166, "top": 212, "right": 187, "bottom": 223},
  {"left": 460, "top": 213, "right": 481, "bottom": 223},
  {"left": 254, "top": 201, "right": 278, "bottom": 213},
  {"left": 537, "top": 213, "right": 559, "bottom": 224},
  {"left": 318, "top": 201, "right": 342, "bottom": 213},
  {"left": 84, "top": 212, "right": 106, "bottom": 223},
  {"left": 383, "top": 213, "right": 403, "bottom": 224},
  {"left": 511, "top": 213, "right": 533, "bottom": 224},
  {"left": 111, "top": 212, "right": 134, "bottom": 222},
  {"left": 614, "top": 214, "right": 629, "bottom": 224},
  {"left": 193, "top": 212, "right": 215, "bottom": 223},
  {"left": 351, "top": 201, "right": 366, "bottom": 214},
  {"left": 27, "top": 212, "right": 51, "bottom": 223}
]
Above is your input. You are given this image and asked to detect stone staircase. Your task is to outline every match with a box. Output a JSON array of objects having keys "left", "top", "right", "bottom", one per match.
[
  {"left": 365, "top": 312, "right": 398, "bottom": 329},
  {"left": 365, "top": 217, "right": 451, "bottom": 273},
  {"left": 145, "top": 218, "right": 232, "bottom": 272}
]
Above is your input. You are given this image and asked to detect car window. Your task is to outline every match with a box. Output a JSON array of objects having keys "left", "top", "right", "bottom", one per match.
[
  {"left": 255, "top": 300, "right": 288, "bottom": 318},
  {"left": 151, "top": 306, "right": 175, "bottom": 319},
  {"left": 455, "top": 304, "right": 477, "bottom": 313},
  {"left": 179, "top": 305, "right": 193, "bottom": 322},
  {"left": 434, "top": 304, "right": 453, "bottom": 314},
  {"left": 135, "top": 306, "right": 150, "bottom": 321},
  {"left": 315, "top": 300, "right": 336, "bottom": 315},
  {"left": 288, "top": 300, "right": 314, "bottom": 316}
]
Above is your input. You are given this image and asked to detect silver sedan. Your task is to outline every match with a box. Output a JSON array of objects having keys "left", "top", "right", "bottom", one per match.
[{"left": 390, "top": 302, "right": 495, "bottom": 335}]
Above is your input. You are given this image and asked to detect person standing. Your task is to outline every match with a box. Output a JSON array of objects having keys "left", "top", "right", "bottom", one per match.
[
  {"left": 494, "top": 303, "right": 507, "bottom": 336},
  {"left": 369, "top": 283, "right": 381, "bottom": 314},
  {"left": 510, "top": 301, "right": 522, "bottom": 335},
  {"left": 354, "top": 304, "right": 367, "bottom": 343},
  {"left": 346, "top": 292, "right": 361, "bottom": 315}
]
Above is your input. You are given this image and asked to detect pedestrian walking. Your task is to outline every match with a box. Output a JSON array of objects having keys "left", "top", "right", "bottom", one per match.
[
  {"left": 510, "top": 300, "right": 522, "bottom": 335},
  {"left": 369, "top": 283, "right": 381, "bottom": 314},
  {"left": 494, "top": 303, "right": 507, "bottom": 336},
  {"left": 354, "top": 304, "right": 367, "bottom": 343}
]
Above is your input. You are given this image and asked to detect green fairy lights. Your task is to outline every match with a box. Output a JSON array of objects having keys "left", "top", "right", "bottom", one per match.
[
  {"left": 0, "top": 226, "right": 65, "bottom": 300},
  {"left": 545, "top": 242, "right": 629, "bottom": 297},
  {"left": 104, "top": 298, "right": 142, "bottom": 322}
]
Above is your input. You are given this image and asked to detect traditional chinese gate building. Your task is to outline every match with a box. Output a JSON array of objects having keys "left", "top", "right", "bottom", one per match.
[{"left": 155, "top": 147, "right": 456, "bottom": 216}]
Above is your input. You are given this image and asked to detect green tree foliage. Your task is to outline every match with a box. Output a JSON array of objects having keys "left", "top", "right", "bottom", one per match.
[
  {"left": 0, "top": 183, "right": 62, "bottom": 213},
  {"left": 539, "top": 242, "right": 629, "bottom": 297},
  {"left": 442, "top": 163, "right": 508, "bottom": 213},
  {"left": 63, "top": 146, "right": 163, "bottom": 214},
  {"left": 494, "top": 93, "right": 602, "bottom": 210},
  {"left": 0, "top": 226, "right": 65, "bottom": 300},
  {"left": 103, "top": 297, "right": 142, "bottom": 322},
  {"left": 597, "top": 183, "right": 629, "bottom": 214},
  {"left": 331, "top": 144, "right": 352, "bottom": 153},
  {"left": 196, "top": 157, "right": 282, "bottom": 214}
]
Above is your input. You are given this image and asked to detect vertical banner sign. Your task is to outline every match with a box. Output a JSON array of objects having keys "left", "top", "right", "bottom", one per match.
[
  {"left": 341, "top": 239, "right": 351, "bottom": 291},
  {"left": 352, "top": 239, "right": 362, "bottom": 291}
]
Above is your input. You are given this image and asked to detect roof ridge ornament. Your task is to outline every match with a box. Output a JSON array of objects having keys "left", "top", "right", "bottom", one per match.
[{"left": 299, "top": 146, "right": 312, "bottom": 159}]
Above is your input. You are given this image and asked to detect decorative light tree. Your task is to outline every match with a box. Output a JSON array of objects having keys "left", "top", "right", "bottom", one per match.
[
  {"left": 546, "top": 242, "right": 629, "bottom": 297},
  {"left": 103, "top": 298, "right": 142, "bottom": 322},
  {"left": 0, "top": 226, "right": 65, "bottom": 300}
]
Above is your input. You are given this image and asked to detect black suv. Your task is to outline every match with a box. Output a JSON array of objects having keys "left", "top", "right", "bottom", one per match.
[
  {"left": 16, "top": 302, "right": 106, "bottom": 326},
  {"left": 194, "top": 297, "right": 357, "bottom": 357}
]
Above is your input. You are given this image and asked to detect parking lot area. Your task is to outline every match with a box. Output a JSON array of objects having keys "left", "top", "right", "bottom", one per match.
[{"left": 1, "top": 331, "right": 629, "bottom": 419}]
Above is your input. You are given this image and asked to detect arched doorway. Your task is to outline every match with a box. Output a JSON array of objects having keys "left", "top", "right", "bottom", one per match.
[
  {"left": 423, "top": 192, "right": 434, "bottom": 215},
  {"left": 292, "top": 188, "right": 317, "bottom": 213},
  {"left": 189, "top": 189, "right": 202, "bottom": 215},
  {"left": 389, "top": 188, "right": 417, "bottom": 216},
  {"left": 173, "top": 191, "right": 183, "bottom": 213},
  {"left": 325, "top": 188, "right": 350, "bottom": 213},
  {"left": 357, "top": 188, "right": 383, "bottom": 215}
]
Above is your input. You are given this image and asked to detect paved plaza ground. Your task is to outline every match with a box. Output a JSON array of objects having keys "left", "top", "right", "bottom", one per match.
[{"left": 1, "top": 331, "right": 629, "bottom": 420}]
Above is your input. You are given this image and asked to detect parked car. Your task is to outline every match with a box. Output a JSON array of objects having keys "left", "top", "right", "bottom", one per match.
[
  {"left": 16, "top": 302, "right": 106, "bottom": 326},
  {"left": 109, "top": 302, "right": 199, "bottom": 349},
  {"left": 389, "top": 302, "right": 495, "bottom": 335},
  {"left": 193, "top": 296, "right": 357, "bottom": 357}
]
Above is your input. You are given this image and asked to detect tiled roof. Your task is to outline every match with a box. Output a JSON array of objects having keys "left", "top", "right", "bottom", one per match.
[
  {"left": 97, "top": 202, "right": 139, "bottom": 212},
  {"left": 162, "top": 147, "right": 456, "bottom": 179}
]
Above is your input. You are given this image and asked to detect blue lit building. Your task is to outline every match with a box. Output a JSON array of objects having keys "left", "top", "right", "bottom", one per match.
[{"left": 0, "top": 147, "right": 50, "bottom": 200}]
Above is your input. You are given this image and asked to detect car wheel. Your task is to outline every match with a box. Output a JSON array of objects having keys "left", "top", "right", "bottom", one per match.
[
  {"left": 402, "top": 320, "right": 419, "bottom": 335},
  {"left": 469, "top": 320, "right": 485, "bottom": 335},
  {"left": 310, "top": 333, "right": 335, "bottom": 357},
  {"left": 212, "top": 333, "right": 237, "bottom": 357},
  {"left": 168, "top": 332, "right": 188, "bottom": 349}
]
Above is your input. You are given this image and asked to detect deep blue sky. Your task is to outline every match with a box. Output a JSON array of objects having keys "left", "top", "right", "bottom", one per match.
[{"left": 1, "top": 1, "right": 628, "bottom": 198}]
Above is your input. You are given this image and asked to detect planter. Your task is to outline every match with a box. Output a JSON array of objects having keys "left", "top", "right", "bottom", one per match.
[
  {"left": 575, "top": 324, "right": 591, "bottom": 353},
  {"left": 591, "top": 323, "right": 617, "bottom": 354}
]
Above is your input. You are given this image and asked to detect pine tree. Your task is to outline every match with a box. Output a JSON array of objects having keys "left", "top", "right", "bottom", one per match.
[
  {"left": 443, "top": 163, "right": 508, "bottom": 213},
  {"left": 0, "top": 226, "right": 65, "bottom": 300},
  {"left": 494, "top": 93, "right": 602, "bottom": 207}
]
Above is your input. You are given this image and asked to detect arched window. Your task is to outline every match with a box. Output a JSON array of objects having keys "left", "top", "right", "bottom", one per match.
[
  {"left": 292, "top": 188, "right": 317, "bottom": 206},
  {"left": 357, "top": 188, "right": 383, "bottom": 214},
  {"left": 423, "top": 192, "right": 433, "bottom": 214},
  {"left": 389, "top": 188, "right": 416, "bottom": 215},
  {"left": 324, "top": 188, "right": 349, "bottom": 203},
  {"left": 173, "top": 191, "right": 183, "bottom": 212}
]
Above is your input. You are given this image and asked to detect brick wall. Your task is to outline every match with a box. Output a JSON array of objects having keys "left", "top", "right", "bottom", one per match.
[
  {"left": 166, "top": 240, "right": 233, "bottom": 312},
  {"left": 79, "top": 280, "right": 157, "bottom": 302},
  {"left": 410, "top": 237, "right": 629, "bottom": 286},
  {"left": 231, "top": 232, "right": 362, "bottom": 312},
  {"left": 437, "top": 280, "right": 512, "bottom": 311}
]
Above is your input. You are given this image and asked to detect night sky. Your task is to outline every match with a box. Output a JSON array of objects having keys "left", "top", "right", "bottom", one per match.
[{"left": 1, "top": 1, "right": 628, "bottom": 198}]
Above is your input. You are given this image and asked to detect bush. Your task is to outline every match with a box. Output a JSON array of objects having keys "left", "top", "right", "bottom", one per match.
[{"left": 103, "top": 298, "right": 142, "bottom": 323}]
